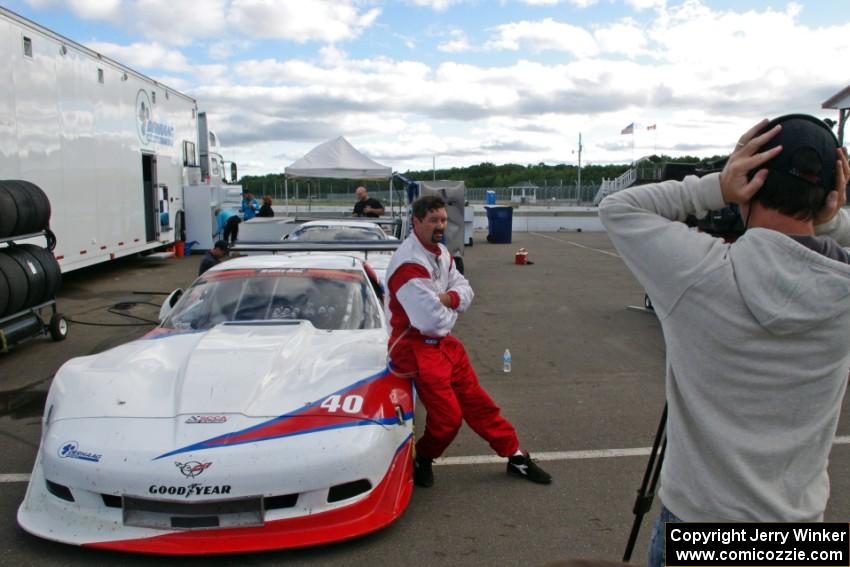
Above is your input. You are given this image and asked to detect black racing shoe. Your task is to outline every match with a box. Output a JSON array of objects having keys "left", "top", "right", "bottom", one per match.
[
  {"left": 507, "top": 452, "right": 551, "bottom": 484},
  {"left": 414, "top": 455, "right": 434, "bottom": 488}
]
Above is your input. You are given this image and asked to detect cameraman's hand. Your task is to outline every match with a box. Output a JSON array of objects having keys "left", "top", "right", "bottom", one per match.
[
  {"left": 719, "top": 119, "right": 783, "bottom": 205},
  {"left": 814, "top": 147, "right": 850, "bottom": 226}
]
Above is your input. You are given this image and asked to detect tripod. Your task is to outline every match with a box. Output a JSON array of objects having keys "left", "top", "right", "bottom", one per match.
[{"left": 622, "top": 403, "right": 667, "bottom": 563}]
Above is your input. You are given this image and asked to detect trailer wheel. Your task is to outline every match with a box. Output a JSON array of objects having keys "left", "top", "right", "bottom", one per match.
[{"left": 49, "top": 313, "right": 68, "bottom": 341}]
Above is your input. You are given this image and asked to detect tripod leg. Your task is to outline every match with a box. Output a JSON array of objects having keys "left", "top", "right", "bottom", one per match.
[{"left": 623, "top": 404, "right": 667, "bottom": 562}]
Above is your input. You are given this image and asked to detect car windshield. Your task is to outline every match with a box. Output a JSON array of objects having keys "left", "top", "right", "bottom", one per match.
[
  {"left": 287, "top": 225, "right": 385, "bottom": 241},
  {"left": 162, "top": 268, "right": 383, "bottom": 331}
]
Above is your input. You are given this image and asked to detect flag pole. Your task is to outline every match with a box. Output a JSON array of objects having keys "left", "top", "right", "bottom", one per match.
[{"left": 577, "top": 132, "right": 582, "bottom": 204}]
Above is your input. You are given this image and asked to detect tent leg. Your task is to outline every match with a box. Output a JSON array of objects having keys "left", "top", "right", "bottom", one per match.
[{"left": 285, "top": 178, "right": 289, "bottom": 214}]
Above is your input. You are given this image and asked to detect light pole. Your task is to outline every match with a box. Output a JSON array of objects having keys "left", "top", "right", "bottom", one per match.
[{"left": 576, "top": 132, "right": 583, "bottom": 204}]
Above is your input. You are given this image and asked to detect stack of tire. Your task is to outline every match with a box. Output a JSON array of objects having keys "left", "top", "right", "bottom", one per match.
[{"left": 0, "top": 180, "right": 66, "bottom": 344}]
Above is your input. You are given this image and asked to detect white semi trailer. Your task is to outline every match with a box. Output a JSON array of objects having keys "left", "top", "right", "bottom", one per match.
[{"left": 0, "top": 6, "right": 237, "bottom": 272}]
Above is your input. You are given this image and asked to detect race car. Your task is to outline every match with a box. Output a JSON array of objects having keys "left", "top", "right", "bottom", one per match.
[
  {"left": 284, "top": 219, "right": 396, "bottom": 242},
  {"left": 234, "top": 218, "right": 402, "bottom": 286},
  {"left": 18, "top": 254, "right": 414, "bottom": 554}
]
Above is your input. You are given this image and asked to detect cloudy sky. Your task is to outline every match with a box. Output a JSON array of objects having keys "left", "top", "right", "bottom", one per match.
[{"left": 6, "top": 0, "right": 850, "bottom": 175}]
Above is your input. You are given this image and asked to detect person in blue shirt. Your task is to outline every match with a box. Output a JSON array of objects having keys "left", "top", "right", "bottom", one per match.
[
  {"left": 215, "top": 208, "right": 241, "bottom": 245},
  {"left": 241, "top": 192, "right": 260, "bottom": 220}
]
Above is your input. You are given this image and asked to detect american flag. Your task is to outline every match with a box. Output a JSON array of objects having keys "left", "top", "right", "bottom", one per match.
[
  {"left": 621, "top": 123, "right": 634, "bottom": 135},
  {"left": 647, "top": 124, "right": 657, "bottom": 130}
]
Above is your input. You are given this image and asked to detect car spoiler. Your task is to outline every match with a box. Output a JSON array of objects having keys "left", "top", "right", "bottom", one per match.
[{"left": 229, "top": 240, "right": 401, "bottom": 260}]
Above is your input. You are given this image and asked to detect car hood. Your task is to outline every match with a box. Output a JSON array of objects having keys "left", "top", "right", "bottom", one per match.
[{"left": 49, "top": 322, "right": 389, "bottom": 420}]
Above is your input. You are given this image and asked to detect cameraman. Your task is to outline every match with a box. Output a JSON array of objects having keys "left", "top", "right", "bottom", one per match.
[{"left": 600, "top": 116, "right": 850, "bottom": 567}]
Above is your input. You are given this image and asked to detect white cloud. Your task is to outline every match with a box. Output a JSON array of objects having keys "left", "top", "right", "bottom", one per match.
[
  {"left": 39, "top": 0, "right": 850, "bottom": 170},
  {"left": 85, "top": 41, "right": 192, "bottom": 73},
  {"left": 625, "top": 0, "right": 666, "bottom": 10},
  {"left": 228, "top": 0, "right": 381, "bottom": 43},
  {"left": 208, "top": 40, "right": 253, "bottom": 60},
  {"left": 407, "top": 0, "right": 464, "bottom": 11},
  {"left": 518, "top": 0, "right": 598, "bottom": 6},
  {"left": 485, "top": 18, "right": 599, "bottom": 57},
  {"left": 438, "top": 29, "right": 472, "bottom": 53},
  {"left": 26, "top": 0, "right": 379, "bottom": 45},
  {"left": 67, "top": 0, "right": 121, "bottom": 19},
  {"left": 593, "top": 20, "right": 648, "bottom": 57}
]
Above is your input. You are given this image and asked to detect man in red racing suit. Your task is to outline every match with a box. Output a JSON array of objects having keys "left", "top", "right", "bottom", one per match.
[{"left": 385, "top": 195, "right": 551, "bottom": 487}]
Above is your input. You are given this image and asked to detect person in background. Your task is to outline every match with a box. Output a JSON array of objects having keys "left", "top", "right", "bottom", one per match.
[
  {"left": 215, "top": 208, "right": 241, "bottom": 245},
  {"left": 599, "top": 115, "right": 850, "bottom": 567},
  {"left": 257, "top": 195, "right": 275, "bottom": 218},
  {"left": 385, "top": 195, "right": 551, "bottom": 488},
  {"left": 352, "top": 186, "right": 384, "bottom": 218},
  {"left": 198, "top": 240, "right": 229, "bottom": 276},
  {"left": 241, "top": 192, "right": 260, "bottom": 220}
]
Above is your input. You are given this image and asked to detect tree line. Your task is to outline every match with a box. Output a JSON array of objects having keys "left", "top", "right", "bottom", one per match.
[{"left": 239, "top": 154, "right": 726, "bottom": 195}]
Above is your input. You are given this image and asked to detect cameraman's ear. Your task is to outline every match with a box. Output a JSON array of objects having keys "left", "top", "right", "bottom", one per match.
[{"left": 814, "top": 191, "right": 841, "bottom": 226}]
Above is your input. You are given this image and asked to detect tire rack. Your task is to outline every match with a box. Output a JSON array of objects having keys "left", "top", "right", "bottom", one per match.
[{"left": 0, "top": 230, "right": 68, "bottom": 353}]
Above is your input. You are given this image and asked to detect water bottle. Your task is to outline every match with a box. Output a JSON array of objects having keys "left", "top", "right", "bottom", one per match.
[{"left": 503, "top": 349, "right": 512, "bottom": 373}]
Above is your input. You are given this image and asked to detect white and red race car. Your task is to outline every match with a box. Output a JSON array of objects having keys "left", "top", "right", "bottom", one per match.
[{"left": 18, "top": 253, "right": 414, "bottom": 554}]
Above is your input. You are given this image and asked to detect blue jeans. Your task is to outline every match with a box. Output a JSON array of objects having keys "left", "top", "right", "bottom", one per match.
[{"left": 648, "top": 505, "right": 683, "bottom": 567}]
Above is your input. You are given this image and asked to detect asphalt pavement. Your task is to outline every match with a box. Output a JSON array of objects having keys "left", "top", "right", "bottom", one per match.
[{"left": 0, "top": 230, "right": 847, "bottom": 566}]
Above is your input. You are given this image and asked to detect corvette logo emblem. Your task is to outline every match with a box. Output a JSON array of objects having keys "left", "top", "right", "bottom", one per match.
[{"left": 175, "top": 460, "right": 212, "bottom": 479}]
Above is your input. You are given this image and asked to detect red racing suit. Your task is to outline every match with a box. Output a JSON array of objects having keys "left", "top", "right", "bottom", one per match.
[{"left": 385, "top": 233, "right": 520, "bottom": 460}]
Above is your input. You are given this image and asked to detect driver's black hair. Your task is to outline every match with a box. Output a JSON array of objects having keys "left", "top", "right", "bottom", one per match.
[{"left": 412, "top": 195, "right": 446, "bottom": 221}]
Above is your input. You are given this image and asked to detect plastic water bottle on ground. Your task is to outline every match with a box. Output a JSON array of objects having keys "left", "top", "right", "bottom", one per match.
[{"left": 503, "top": 349, "right": 512, "bottom": 373}]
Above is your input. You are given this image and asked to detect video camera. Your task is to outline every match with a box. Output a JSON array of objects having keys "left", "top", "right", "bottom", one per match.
[{"left": 660, "top": 157, "right": 745, "bottom": 239}]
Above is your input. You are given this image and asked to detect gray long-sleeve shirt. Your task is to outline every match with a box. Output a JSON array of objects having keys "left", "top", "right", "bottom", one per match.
[{"left": 600, "top": 173, "right": 850, "bottom": 522}]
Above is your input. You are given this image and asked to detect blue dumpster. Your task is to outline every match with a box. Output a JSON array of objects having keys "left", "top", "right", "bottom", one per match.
[
  {"left": 485, "top": 190, "right": 497, "bottom": 205},
  {"left": 485, "top": 206, "right": 513, "bottom": 244}
]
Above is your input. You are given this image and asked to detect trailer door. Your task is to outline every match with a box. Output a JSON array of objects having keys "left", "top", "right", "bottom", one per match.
[{"left": 142, "top": 153, "right": 158, "bottom": 242}]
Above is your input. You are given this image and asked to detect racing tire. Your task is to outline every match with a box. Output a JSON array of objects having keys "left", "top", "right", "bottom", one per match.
[
  {"left": 644, "top": 293, "right": 654, "bottom": 311},
  {"left": 3, "top": 246, "right": 46, "bottom": 309},
  {"left": 10, "top": 180, "right": 51, "bottom": 233},
  {"left": 49, "top": 313, "right": 68, "bottom": 341},
  {"left": 0, "top": 252, "right": 28, "bottom": 316},
  {"left": 1, "top": 180, "right": 41, "bottom": 235},
  {"left": 0, "top": 184, "right": 18, "bottom": 238},
  {"left": 19, "top": 245, "right": 61, "bottom": 303},
  {"left": 0, "top": 267, "right": 9, "bottom": 317},
  {"left": 454, "top": 256, "right": 465, "bottom": 275}
]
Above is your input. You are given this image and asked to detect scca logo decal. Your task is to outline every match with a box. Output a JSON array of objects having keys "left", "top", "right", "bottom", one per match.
[{"left": 58, "top": 441, "right": 102, "bottom": 462}]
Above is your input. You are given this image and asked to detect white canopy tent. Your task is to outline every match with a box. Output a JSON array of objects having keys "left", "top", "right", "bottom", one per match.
[{"left": 283, "top": 136, "right": 394, "bottom": 211}]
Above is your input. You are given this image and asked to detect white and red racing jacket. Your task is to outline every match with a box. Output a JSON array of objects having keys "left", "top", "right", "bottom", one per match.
[{"left": 384, "top": 234, "right": 473, "bottom": 343}]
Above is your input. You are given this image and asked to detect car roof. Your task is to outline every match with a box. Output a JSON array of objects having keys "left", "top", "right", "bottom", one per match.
[
  {"left": 298, "top": 220, "right": 383, "bottom": 230},
  {"left": 205, "top": 253, "right": 365, "bottom": 274}
]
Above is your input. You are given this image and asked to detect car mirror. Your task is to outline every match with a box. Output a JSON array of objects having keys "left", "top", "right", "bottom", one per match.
[{"left": 159, "top": 288, "right": 184, "bottom": 321}]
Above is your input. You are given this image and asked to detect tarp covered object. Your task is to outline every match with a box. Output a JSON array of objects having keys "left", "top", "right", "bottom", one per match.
[
  {"left": 284, "top": 136, "right": 392, "bottom": 180},
  {"left": 418, "top": 180, "right": 466, "bottom": 257}
]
